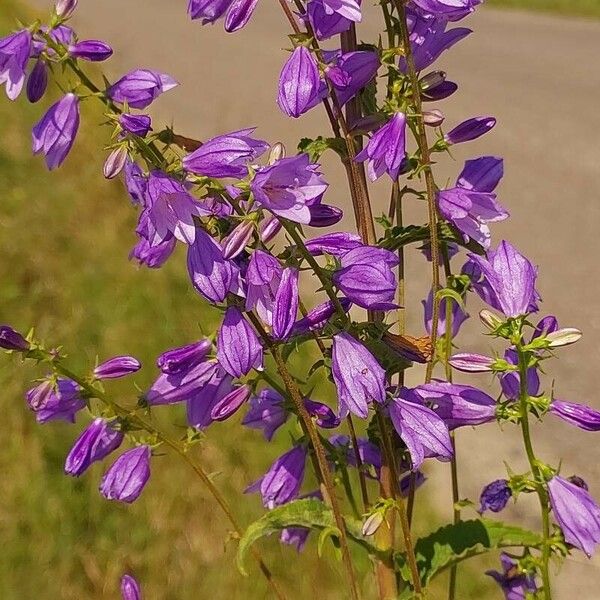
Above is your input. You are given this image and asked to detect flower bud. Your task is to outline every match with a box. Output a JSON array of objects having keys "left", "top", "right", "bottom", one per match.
[
  {"left": 157, "top": 339, "right": 212, "bottom": 374},
  {"left": 304, "top": 398, "right": 340, "bottom": 429},
  {"left": 55, "top": 0, "right": 78, "bottom": 18},
  {"left": 479, "top": 479, "right": 512, "bottom": 513},
  {"left": 94, "top": 355, "right": 141, "bottom": 380},
  {"left": 449, "top": 352, "right": 495, "bottom": 373},
  {"left": 479, "top": 309, "right": 504, "bottom": 330},
  {"left": 120, "top": 574, "right": 142, "bottom": 600},
  {"left": 69, "top": 40, "right": 113, "bottom": 62},
  {"left": 419, "top": 70, "right": 446, "bottom": 91},
  {"left": 268, "top": 142, "right": 285, "bottom": 164},
  {"left": 445, "top": 116, "right": 496, "bottom": 145},
  {"left": 210, "top": 384, "right": 251, "bottom": 421},
  {"left": 272, "top": 268, "right": 299, "bottom": 341},
  {"left": 119, "top": 113, "right": 152, "bottom": 137},
  {"left": 362, "top": 511, "right": 385, "bottom": 537},
  {"left": 0, "top": 325, "right": 30, "bottom": 351},
  {"left": 103, "top": 147, "right": 128, "bottom": 179},
  {"left": 545, "top": 328, "right": 582, "bottom": 348},
  {"left": 100, "top": 446, "right": 151, "bottom": 503},
  {"left": 422, "top": 80, "right": 458, "bottom": 102},
  {"left": 423, "top": 109, "right": 445, "bottom": 127},
  {"left": 291, "top": 297, "right": 352, "bottom": 336},
  {"left": 26, "top": 59, "right": 48, "bottom": 103},
  {"left": 308, "top": 204, "right": 343, "bottom": 227},
  {"left": 222, "top": 220, "right": 254, "bottom": 259},
  {"left": 259, "top": 214, "right": 282, "bottom": 243}
]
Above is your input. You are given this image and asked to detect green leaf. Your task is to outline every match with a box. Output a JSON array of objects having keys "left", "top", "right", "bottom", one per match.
[
  {"left": 236, "top": 498, "right": 382, "bottom": 575},
  {"left": 395, "top": 519, "right": 542, "bottom": 593},
  {"left": 297, "top": 136, "right": 346, "bottom": 161}
]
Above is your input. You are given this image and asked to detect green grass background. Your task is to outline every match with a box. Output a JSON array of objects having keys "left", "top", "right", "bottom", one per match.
[
  {"left": 4, "top": 0, "right": 594, "bottom": 597},
  {"left": 489, "top": 0, "right": 600, "bottom": 18}
]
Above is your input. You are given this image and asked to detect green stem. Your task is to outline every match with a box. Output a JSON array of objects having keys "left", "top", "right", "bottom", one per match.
[{"left": 516, "top": 347, "right": 552, "bottom": 599}]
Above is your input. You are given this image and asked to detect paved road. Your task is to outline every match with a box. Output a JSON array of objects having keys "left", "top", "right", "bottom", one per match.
[{"left": 26, "top": 1, "right": 600, "bottom": 595}]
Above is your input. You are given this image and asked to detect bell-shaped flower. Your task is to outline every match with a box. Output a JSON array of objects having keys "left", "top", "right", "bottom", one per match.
[
  {"left": 324, "top": 50, "right": 379, "bottom": 107},
  {"left": 422, "top": 289, "right": 468, "bottom": 338},
  {"left": 100, "top": 446, "right": 151, "bottom": 504},
  {"left": 26, "top": 377, "right": 85, "bottom": 424},
  {"left": 187, "top": 0, "right": 234, "bottom": 23},
  {"left": 549, "top": 400, "right": 600, "bottom": 432},
  {"left": 108, "top": 69, "right": 177, "bottom": 109},
  {"left": 251, "top": 154, "right": 328, "bottom": 224},
  {"left": 308, "top": 203, "right": 343, "bottom": 227},
  {"left": 217, "top": 307, "right": 263, "bottom": 377},
  {"left": 224, "top": 0, "right": 259, "bottom": 32},
  {"left": 183, "top": 128, "right": 268, "bottom": 178},
  {"left": 94, "top": 355, "right": 141, "bottom": 380},
  {"left": 186, "top": 366, "right": 233, "bottom": 429},
  {"left": 414, "top": 381, "right": 496, "bottom": 430},
  {"left": 131, "top": 236, "right": 176, "bottom": 269},
  {"left": 210, "top": 384, "right": 252, "bottom": 421},
  {"left": 457, "top": 156, "right": 504, "bottom": 193},
  {"left": 306, "top": 0, "right": 361, "bottom": 40},
  {"left": 331, "top": 332, "right": 386, "bottom": 418},
  {"left": 389, "top": 388, "right": 453, "bottom": 470},
  {"left": 0, "top": 325, "right": 30, "bottom": 351},
  {"left": 411, "top": 0, "right": 482, "bottom": 21},
  {"left": 64, "top": 418, "right": 124, "bottom": 477},
  {"left": 465, "top": 240, "right": 539, "bottom": 318},
  {"left": 68, "top": 40, "right": 113, "bottom": 62},
  {"left": 355, "top": 112, "right": 406, "bottom": 181},
  {"left": 119, "top": 113, "right": 152, "bottom": 137},
  {"left": 305, "top": 232, "right": 362, "bottom": 257},
  {"left": 26, "top": 59, "right": 48, "bottom": 103},
  {"left": 157, "top": 338, "right": 212, "bottom": 374},
  {"left": 187, "top": 228, "right": 241, "bottom": 302},
  {"left": 291, "top": 297, "right": 352, "bottom": 336},
  {"left": 245, "top": 249, "right": 283, "bottom": 325},
  {"left": 242, "top": 388, "right": 289, "bottom": 440},
  {"left": 277, "top": 46, "right": 323, "bottom": 118},
  {"left": 332, "top": 246, "right": 399, "bottom": 310},
  {"left": 548, "top": 475, "right": 600, "bottom": 557},
  {"left": 304, "top": 399, "right": 340, "bottom": 429},
  {"left": 445, "top": 116, "right": 496, "bottom": 145},
  {"left": 479, "top": 479, "right": 512, "bottom": 513},
  {"left": 32, "top": 92, "right": 80, "bottom": 170},
  {"left": 272, "top": 268, "right": 299, "bottom": 341},
  {"left": 486, "top": 553, "right": 537, "bottom": 600},
  {"left": 399, "top": 8, "right": 470, "bottom": 72},
  {"left": 120, "top": 574, "right": 142, "bottom": 600},
  {"left": 0, "top": 29, "right": 32, "bottom": 100}
]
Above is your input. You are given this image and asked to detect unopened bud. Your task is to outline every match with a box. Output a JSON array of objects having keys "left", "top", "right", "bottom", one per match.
[
  {"left": 361, "top": 511, "right": 385, "bottom": 537},
  {"left": 259, "top": 214, "right": 282, "bottom": 244},
  {"left": 449, "top": 352, "right": 495, "bottom": 373},
  {"left": 0, "top": 325, "right": 30, "bottom": 351},
  {"left": 103, "top": 147, "right": 128, "bottom": 179},
  {"left": 423, "top": 109, "right": 445, "bottom": 127},
  {"left": 268, "top": 142, "right": 286, "bottom": 164},
  {"left": 419, "top": 70, "right": 446, "bottom": 91},
  {"left": 55, "top": 0, "right": 78, "bottom": 18},
  {"left": 26, "top": 60, "right": 48, "bottom": 103},
  {"left": 545, "top": 328, "right": 582, "bottom": 348},
  {"left": 479, "top": 309, "right": 504, "bottom": 330},
  {"left": 222, "top": 220, "right": 254, "bottom": 259}
]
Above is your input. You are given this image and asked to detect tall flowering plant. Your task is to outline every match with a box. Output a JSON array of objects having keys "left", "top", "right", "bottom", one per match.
[{"left": 0, "top": 0, "right": 596, "bottom": 598}]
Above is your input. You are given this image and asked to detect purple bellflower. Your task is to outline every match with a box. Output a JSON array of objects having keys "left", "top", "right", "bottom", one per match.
[
  {"left": 330, "top": 434, "right": 381, "bottom": 478},
  {"left": 500, "top": 348, "right": 540, "bottom": 400},
  {"left": 331, "top": 332, "right": 386, "bottom": 418},
  {"left": 0, "top": 29, "right": 32, "bottom": 100},
  {"left": 26, "top": 378, "right": 85, "bottom": 424},
  {"left": 277, "top": 46, "right": 322, "bottom": 118},
  {"left": 411, "top": 0, "right": 482, "bottom": 21},
  {"left": 355, "top": 112, "right": 407, "bottom": 182},
  {"left": 389, "top": 389, "right": 453, "bottom": 470},
  {"left": 120, "top": 574, "right": 142, "bottom": 600},
  {"left": 157, "top": 338, "right": 212, "bottom": 374},
  {"left": 108, "top": 69, "right": 177, "bottom": 109},
  {"left": 549, "top": 400, "right": 600, "bottom": 432},
  {"left": 183, "top": 128, "right": 268, "bottom": 178},
  {"left": 305, "top": 231, "right": 362, "bottom": 257},
  {"left": 68, "top": 40, "right": 113, "bottom": 62},
  {"left": 131, "top": 236, "right": 176, "bottom": 269},
  {"left": 414, "top": 381, "right": 497, "bottom": 430},
  {"left": 94, "top": 355, "right": 141, "bottom": 380},
  {"left": 457, "top": 155, "right": 504, "bottom": 193},
  {"left": 306, "top": 0, "right": 362, "bottom": 41},
  {"left": 486, "top": 553, "right": 537, "bottom": 600},
  {"left": 465, "top": 240, "right": 539, "bottom": 318},
  {"left": 186, "top": 366, "right": 233, "bottom": 429},
  {"left": 445, "top": 116, "right": 496, "bottom": 145},
  {"left": 217, "top": 307, "right": 263, "bottom": 377},
  {"left": 272, "top": 268, "right": 299, "bottom": 340},
  {"left": 0, "top": 325, "right": 30, "bottom": 351},
  {"left": 304, "top": 398, "right": 340, "bottom": 429},
  {"left": 548, "top": 476, "right": 600, "bottom": 557},
  {"left": 100, "top": 446, "right": 151, "bottom": 504},
  {"left": 324, "top": 50, "right": 379, "bottom": 107},
  {"left": 479, "top": 479, "right": 512, "bottom": 513},
  {"left": 32, "top": 92, "right": 80, "bottom": 170},
  {"left": 245, "top": 249, "right": 283, "bottom": 325},
  {"left": 187, "top": 228, "right": 241, "bottom": 302},
  {"left": 120, "top": 113, "right": 152, "bottom": 137},
  {"left": 64, "top": 418, "right": 124, "bottom": 477},
  {"left": 26, "top": 59, "right": 48, "bottom": 103},
  {"left": 210, "top": 384, "right": 252, "bottom": 421},
  {"left": 251, "top": 154, "right": 328, "bottom": 224},
  {"left": 242, "top": 388, "right": 289, "bottom": 440},
  {"left": 187, "top": 0, "right": 234, "bottom": 23},
  {"left": 308, "top": 203, "right": 343, "bottom": 227},
  {"left": 332, "top": 246, "right": 399, "bottom": 310},
  {"left": 291, "top": 297, "right": 352, "bottom": 336}
]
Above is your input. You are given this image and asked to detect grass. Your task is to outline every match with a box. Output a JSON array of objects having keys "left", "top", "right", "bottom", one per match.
[
  {"left": 0, "top": 2, "right": 500, "bottom": 599},
  {"left": 488, "top": 0, "right": 600, "bottom": 18}
]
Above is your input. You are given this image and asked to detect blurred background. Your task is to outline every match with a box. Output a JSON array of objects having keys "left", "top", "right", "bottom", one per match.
[{"left": 1, "top": 0, "right": 600, "bottom": 598}]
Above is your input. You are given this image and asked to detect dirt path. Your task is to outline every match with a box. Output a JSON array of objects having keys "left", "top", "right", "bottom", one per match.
[{"left": 27, "top": 1, "right": 600, "bottom": 595}]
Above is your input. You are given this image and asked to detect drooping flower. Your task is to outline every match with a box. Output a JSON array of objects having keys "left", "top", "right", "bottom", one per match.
[
  {"left": 332, "top": 246, "right": 399, "bottom": 310},
  {"left": 187, "top": 228, "right": 241, "bottom": 302},
  {"left": 223, "top": 0, "right": 260, "bottom": 32},
  {"left": 304, "top": 398, "right": 340, "bottom": 429},
  {"left": 217, "top": 307, "right": 263, "bottom": 377},
  {"left": 389, "top": 388, "right": 453, "bottom": 469},
  {"left": 123, "top": 159, "right": 147, "bottom": 205},
  {"left": 548, "top": 476, "right": 600, "bottom": 557},
  {"left": 486, "top": 553, "right": 537, "bottom": 600},
  {"left": 445, "top": 116, "right": 496, "bottom": 145},
  {"left": 399, "top": 8, "right": 471, "bottom": 72},
  {"left": 272, "top": 268, "right": 299, "bottom": 341},
  {"left": 245, "top": 249, "right": 283, "bottom": 325},
  {"left": 183, "top": 128, "right": 268, "bottom": 178},
  {"left": 32, "top": 93, "right": 80, "bottom": 170},
  {"left": 131, "top": 237, "right": 176, "bottom": 269},
  {"left": 277, "top": 47, "right": 322, "bottom": 118},
  {"left": 330, "top": 434, "right": 381, "bottom": 478},
  {"left": 186, "top": 366, "right": 233, "bottom": 429},
  {"left": 100, "top": 446, "right": 151, "bottom": 504},
  {"left": 26, "top": 59, "right": 48, "bottom": 103},
  {"left": 0, "top": 29, "right": 32, "bottom": 100},
  {"left": 210, "top": 384, "right": 252, "bottom": 421},
  {"left": 26, "top": 378, "right": 85, "bottom": 424},
  {"left": 465, "top": 240, "right": 539, "bottom": 318},
  {"left": 119, "top": 113, "right": 152, "bottom": 137},
  {"left": 280, "top": 526, "right": 311, "bottom": 552},
  {"left": 306, "top": 0, "right": 361, "bottom": 40},
  {"left": 68, "top": 40, "right": 113, "bottom": 62},
  {"left": 120, "top": 574, "right": 142, "bottom": 600},
  {"left": 157, "top": 339, "right": 212, "bottom": 374},
  {"left": 305, "top": 232, "right": 362, "bottom": 257},
  {"left": 242, "top": 388, "right": 289, "bottom": 440},
  {"left": 107, "top": 69, "right": 177, "bottom": 109},
  {"left": 457, "top": 156, "right": 504, "bottom": 193},
  {"left": 324, "top": 50, "right": 379, "bottom": 107},
  {"left": 331, "top": 332, "right": 386, "bottom": 418},
  {"left": 291, "top": 297, "right": 352, "bottom": 336},
  {"left": 410, "top": 0, "right": 482, "bottom": 21},
  {"left": 94, "top": 356, "right": 141, "bottom": 380},
  {"left": 479, "top": 479, "right": 512, "bottom": 513},
  {"left": 549, "top": 400, "right": 600, "bottom": 432},
  {"left": 0, "top": 325, "right": 30, "bottom": 351},
  {"left": 253, "top": 445, "right": 307, "bottom": 509},
  {"left": 187, "top": 0, "right": 234, "bottom": 23},
  {"left": 308, "top": 203, "right": 343, "bottom": 227},
  {"left": 55, "top": 0, "right": 78, "bottom": 18},
  {"left": 251, "top": 154, "right": 328, "bottom": 224},
  {"left": 422, "top": 290, "right": 468, "bottom": 338},
  {"left": 64, "top": 418, "right": 124, "bottom": 477},
  {"left": 414, "top": 381, "right": 497, "bottom": 430},
  {"left": 355, "top": 112, "right": 407, "bottom": 182}
]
